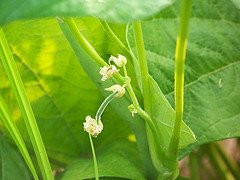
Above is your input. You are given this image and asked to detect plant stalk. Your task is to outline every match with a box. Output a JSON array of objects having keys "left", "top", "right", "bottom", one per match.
[
  {"left": 207, "top": 144, "right": 234, "bottom": 180},
  {"left": 0, "top": 27, "right": 53, "bottom": 180},
  {"left": 189, "top": 152, "right": 200, "bottom": 180},
  {"left": 64, "top": 18, "right": 124, "bottom": 84},
  {"left": 0, "top": 95, "right": 39, "bottom": 179},
  {"left": 167, "top": 0, "right": 192, "bottom": 157},
  {"left": 89, "top": 134, "right": 99, "bottom": 180},
  {"left": 214, "top": 143, "right": 240, "bottom": 179},
  {"left": 95, "top": 92, "right": 116, "bottom": 122},
  {"left": 99, "top": 20, "right": 132, "bottom": 59},
  {"left": 132, "top": 21, "right": 151, "bottom": 112}
]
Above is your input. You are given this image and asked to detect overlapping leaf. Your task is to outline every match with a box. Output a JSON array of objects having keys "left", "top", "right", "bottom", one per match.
[{"left": 0, "top": 0, "right": 174, "bottom": 25}]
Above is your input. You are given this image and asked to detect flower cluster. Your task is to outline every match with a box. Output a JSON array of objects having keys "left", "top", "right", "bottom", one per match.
[
  {"left": 84, "top": 54, "right": 128, "bottom": 137},
  {"left": 99, "top": 54, "right": 127, "bottom": 81}
]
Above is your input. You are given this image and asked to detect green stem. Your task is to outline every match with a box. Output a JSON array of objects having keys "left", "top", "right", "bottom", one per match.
[
  {"left": 167, "top": 0, "right": 192, "bottom": 157},
  {"left": 214, "top": 143, "right": 240, "bottom": 179},
  {"left": 95, "top": 92, "right": 116, "bottom": 122},
  {"left": 207, "top": 144, "right": 234, "bottom": 180},
  {"left": 0, "top": 27, "right": 53, "bottom": 180},
  {"left": 123, "top": 65, "right": 164, "bottom": 160},
  {"left": 0, "top": 95, "right": 39, "bottom": 179},
  {"left": 132, "top": 21, "right": 151, "bottom": 112},
  {"left": 89, "top": 134, "right": 99, "bottom": 180},
  {"left": 64, "top": 18, "right": 124, "bottom": 84},
  {"left": 99, "top": 20, "right": 132, "bottom": 59},
  {"left": 65, "top": 18, "right": 107, "bottom": 67},
  {"left": 189, "top": 152, "right": 200, "bottom": 180}
]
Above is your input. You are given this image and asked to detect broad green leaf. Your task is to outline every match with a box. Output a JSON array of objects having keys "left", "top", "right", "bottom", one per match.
[
  {"left": 132, "top": 0, "right": 240, "bottom": 157},
  {"left": 0, "top": 137, "right": 30, "bottom": 180},
  {"left": 0, "top": 0, "right": 174, "bottom": 25},
  {"left": 62, "top": 140, "right": 146, "bottom": 180},
  {"left": 1, "top": 19, "right": 131, "bottom": 165}
]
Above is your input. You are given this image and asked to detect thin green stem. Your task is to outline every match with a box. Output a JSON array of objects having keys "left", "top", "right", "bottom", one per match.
[
  {"left": 132, "top": 21, "right": 151, "bottom": 112},
  {"left": 214, "top": 143, "right": 240, "bottom": 179},
  {"left": 207, "top": 144, "right": 234, "bottom": 180},
  {"left": 89, "top": 134, "right": 99, "bottom": 180},
  {"left": 95, "top": 92, "right": 116, "bottom": 122},
  {"left": 99, "top": 20, "right": 132, "bottom": 59},
  {"left": 0, "top": 27, "right": 53, "bottom": 180},
  {"left": 64, "top": 18, "right": 124, "bottom": 84},
  {"left": 0, "top": 95, "right": 39, "bottom": 179},
  {"left": 65, "top": 18, "right": 107, "bottom": 67},
  {"left": 189, "top": 152, "right": 200, "bottom": 180},
  {"left": 123, "top": 65, "right": 164, "bottom": 159},
  {"left": 167, "top": 0, "right": 192, "bottom": 157}
]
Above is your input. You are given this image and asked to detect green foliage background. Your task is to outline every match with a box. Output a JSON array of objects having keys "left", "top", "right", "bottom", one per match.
[{"left": 0, "top": 0, "right": 239, "bottom": 179}]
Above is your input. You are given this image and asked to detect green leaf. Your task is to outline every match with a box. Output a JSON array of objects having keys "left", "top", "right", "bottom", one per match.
[
  {"left": 0, "top": 0, "right": 174, "bottom": 25},
  {"left": 131, "top": 0, "right": 240, "bottom": 157},
  {"left": 62, "top": 140, "right": 146, "bottom": 180},
  {"left": 0, "top": 137, "right": 30, "bottom": 180},
  {"left": 1, "top": 19, "right": 131, "bottom": 165},
  {"left": 231, "top": 0, "right": 240, "bottom": 9}
]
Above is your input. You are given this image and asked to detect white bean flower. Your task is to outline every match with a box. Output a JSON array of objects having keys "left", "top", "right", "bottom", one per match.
[
  {"left": 83, "top": 116, "right": 103, "bottom": 137},
  {"left": 99, "top": 65, "right": 119, "bottom": 81},
  {"left": 109, "top": 54, "right": 127, "bottom": 67},
  {"left": 105, "top": 84, "right": 125, "bottom": 98}
]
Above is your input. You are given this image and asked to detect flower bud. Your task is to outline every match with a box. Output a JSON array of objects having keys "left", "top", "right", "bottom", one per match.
[
  {"left": 105, "top": 84, "right": 125, "bottom": 98},
  {"left": 128, "top": 104, "right": 138, "bottom": 117},
  {"left": 109, "top": 54, "right": 127, "bottom": 67}
]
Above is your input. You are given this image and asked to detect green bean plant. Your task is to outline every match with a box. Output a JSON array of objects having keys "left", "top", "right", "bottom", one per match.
[{"left": 0, "top": 0, "right": 239, "bottom": 179}]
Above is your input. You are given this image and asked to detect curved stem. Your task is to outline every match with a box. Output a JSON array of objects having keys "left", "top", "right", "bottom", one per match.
[
  {"left": 0, "top": 27, "right": 53, "bottom": 180},
  {"left": 89, "top": 134, "right": 99, "bottom": 180},
  {"left": 99, "top": 20, "right": 132, "bottom": 59},
  {"left": 123, "top": 65, "right": 164, "bottom": 159},
  {"left": 65, "top": 18, "right": 107, "bottom": 67},
  {"left": 95, "top": 92, "right": 116, "bottom": 122},
  {"left": 64, "top": 18, "right": 124, "bottom": 84},
  {"left": 167, "top": 0, "right": 192, "bottom": 157}
]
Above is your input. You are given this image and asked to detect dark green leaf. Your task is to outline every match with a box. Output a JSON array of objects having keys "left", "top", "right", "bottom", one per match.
[
  {"left": 0, "top": 0, "right": 174, "bottom": 25},
  {"left": 0, "top": 137, "right": 30, "bottom": 180}
]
